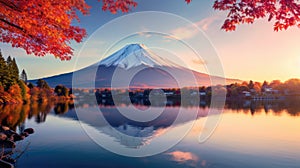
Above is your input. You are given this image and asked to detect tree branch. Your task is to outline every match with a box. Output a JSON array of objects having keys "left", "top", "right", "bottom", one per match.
[
  {"left": 0, "top": 0, "right": 22, "bottom": 12},
  {"left": 0, "top": 17, "right": 24, "bottom": 32}
]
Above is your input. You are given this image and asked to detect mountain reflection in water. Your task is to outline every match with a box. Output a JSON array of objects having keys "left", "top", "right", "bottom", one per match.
[
  {"left": 0, "top": 97, "right": 300, "bottom": 168},
  {"left": 1, "top": 97, "right": 300, "bottom": 131}
]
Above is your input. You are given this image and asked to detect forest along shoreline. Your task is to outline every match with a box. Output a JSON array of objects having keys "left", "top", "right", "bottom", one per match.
[
  {"left": 1, "top": 50, "right": 300, "bottom": 106},
  {"left": 0, "top": 51, "right": 72, "bottom": 105}
]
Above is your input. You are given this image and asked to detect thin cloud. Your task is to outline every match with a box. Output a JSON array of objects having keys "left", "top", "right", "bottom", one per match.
[
  {"left": 170, "top": 26, "right": 199, "bottom": 40},
  {"left": 166, "top": 15, "right": 222, "bottom": 40},
  {"left": 195, "top": 15, "right": 222, "bottom": 31}
]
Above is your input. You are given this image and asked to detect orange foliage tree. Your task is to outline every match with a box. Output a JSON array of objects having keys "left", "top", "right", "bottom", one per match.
[
  {"left": 0, "top": 84, "right": 23, "bottom": 104},
  {"left": 0, "top": 0, "right": 137, "bottom": 60},
  {"left": 0, "top": 0, "right": 299, "bottom": 60}
]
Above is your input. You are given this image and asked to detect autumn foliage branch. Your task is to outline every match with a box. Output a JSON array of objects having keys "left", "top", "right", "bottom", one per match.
[
  {"left": 211, "top": 0, "right": 300, "bottom": 31},
  {"left": 0, "top": 0, "right": 91, "bottom": 60},
  {"left": 0, "top": 0, "right": 299, "bottom": 60}
]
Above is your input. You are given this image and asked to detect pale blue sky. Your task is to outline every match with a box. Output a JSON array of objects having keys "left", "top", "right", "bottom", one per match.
[{"left": 0, "top": 0, "right": 299, "bottom": 82}]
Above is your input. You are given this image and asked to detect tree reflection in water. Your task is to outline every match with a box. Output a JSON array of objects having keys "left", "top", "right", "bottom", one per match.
[
  {"left": 0, "top": 100, "right": 74, "bottom": 167},
  {"left": 225, "top": 96, "right": 300, "bottom": 116},
  {"left": 0, "top": 97, "right": 299, "bottom": 131},
  {"left": 0, "top": 97, "right": 299, "bottom": 166}
]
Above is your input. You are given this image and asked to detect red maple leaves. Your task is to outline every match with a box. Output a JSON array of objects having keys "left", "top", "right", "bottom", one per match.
[
  {"left": 185, "top": 0, "right": 192, "bottom": 4},
  {"left": 101, "top": 0, "right": 137, "bottom": 14},
  {"left": 0, "top": 0, "right": 92, "bottom": 60},
  {"left": 213, "top": 0, "right": 300, "bottom": 31},
  {"left": 0, "top": 0, "right": 137, "bottom": 60}
]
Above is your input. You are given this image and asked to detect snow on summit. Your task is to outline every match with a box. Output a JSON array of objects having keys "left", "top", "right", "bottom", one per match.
[{"left": 99, "top": 44, "right": 181, "bottom": 69}]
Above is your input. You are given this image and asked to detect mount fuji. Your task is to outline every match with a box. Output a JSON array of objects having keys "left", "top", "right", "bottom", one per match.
[
  {"left": 99, "top": 44, "right": 180, "bottom": 69},
  {"left": 31, "top": 44, "right": 240, "bottom": 88}
]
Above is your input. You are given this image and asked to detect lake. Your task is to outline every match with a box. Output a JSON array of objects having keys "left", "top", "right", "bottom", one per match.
[{"left": 1, "top": 98, "right": 300, "bottom": 168}]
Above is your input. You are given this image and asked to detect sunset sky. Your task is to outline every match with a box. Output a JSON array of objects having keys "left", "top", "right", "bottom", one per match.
[{"left": 0, "top": 0, "right": 299, "bottom": 82}]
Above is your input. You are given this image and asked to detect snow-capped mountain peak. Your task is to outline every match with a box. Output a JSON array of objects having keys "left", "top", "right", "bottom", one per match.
[{"left": 99, "top": 44, "right": 180, "bottom": 69}]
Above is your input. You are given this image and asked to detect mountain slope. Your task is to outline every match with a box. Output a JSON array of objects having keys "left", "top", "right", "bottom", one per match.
[
  {"left": 98, "top": 44, "right": 181, "bottom": 69},
  {"left": 30, "top": 44, "right": 240, "bottom": 88}
]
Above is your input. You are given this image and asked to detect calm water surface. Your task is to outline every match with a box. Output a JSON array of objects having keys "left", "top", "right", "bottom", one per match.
[{"left": 1, "top": 100, "right": 300, "bottom": 168}]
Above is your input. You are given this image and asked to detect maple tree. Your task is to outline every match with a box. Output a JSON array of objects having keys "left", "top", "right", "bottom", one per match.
[
  {"left": 0, "top": 0, "right": 137, "bottom": 60},
  {"left": 211, "top": 0, "right": 300, "bottom": 31},
  {"left": 0, "top": 0, "right": 299, "bottom": 60},
  {"left": 0, "top": 0, "right": 89, "bottom": 60}
]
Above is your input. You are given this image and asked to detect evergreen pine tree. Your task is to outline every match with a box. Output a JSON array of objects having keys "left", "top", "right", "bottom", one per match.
[
  {"left": 6, "top": 56, "right": 19, "bottom": 83},
  {"left": 20, "top": 69, "right": 28, "bottom": 83},
  {"left": 0, "top": 50, "right": 29, "bottom": 103},
  {"left": 5, "top": 55, "right": 16, "bottom": 88},
  {"left": 0, "top": 51, "right": 5, "bottom": 87},
  {"left": 0, "top": 52, "right": 11, "bottom": 90},
  {"left": 6, "top": 55, "right": 12, "bottom": 64},
  {"left": 12, "top": 58, "right": 20, "bottom": 81}
]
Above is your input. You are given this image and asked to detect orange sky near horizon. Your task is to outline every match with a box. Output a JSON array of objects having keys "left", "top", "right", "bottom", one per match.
[{"left": 190, "top": 19, "right": 300, "bottom": 83}]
